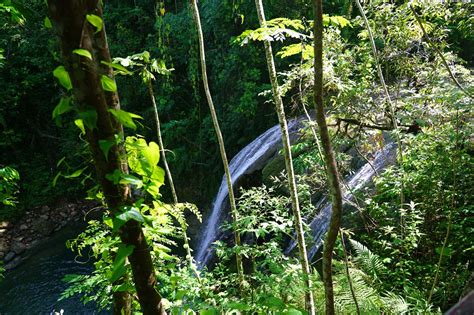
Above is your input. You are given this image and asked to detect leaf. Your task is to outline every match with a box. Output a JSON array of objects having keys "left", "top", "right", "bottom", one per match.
[
  {"left": 108, "top": 109, "right": 142, "bottom": 130},
  {"left": 100, "top": 75, "right": 117, "bottom": 92},
  {"left": 74, "top": 119, "right": 85, "bottom": 134},
  {"left": 101, "top": 61, "right": 132, "bottom": 75},
  {"left": 113, "top": 206, "right": 145, "bottom": 231},
  {"left": 44, "top": 17, "right": 52, "bottom": 29},
  {"left": 280, "top": 308, "right": 304, "bottom": 315},
  {"left": 199, "top": 308, "right": 218, "bottom": 315},
  {"left": 227, "top": 302, "right": 251, "bottom": 311},
  {"left": 99, "top": 139, "right": 116, "bottom": 161},
  {"left": 109, "top": 244, "right": 134, "bottom": 283},
  {"left": 86, "top": 14, "right": 103, "bottom": 33},
  {"left": 52, "top": 172, "right": 61, "bottom": 187},
  {"left": 119, "top": 174, "right": 143, "bottom": 188},
  {"left": 53, "top": 66, "right": 72, "bottom": 90},
  {"left": 73, "top": 49, "right": 92, "bottom": 60},
  {"left": 78, "top": 110, "right": 97, "bottom": 130},
  {"left": 142, "top": 141, "right": 160, "bottom": 167},
  {"left": 52, "top": 97, "right": 73, "bottom": 121},
  {"left": 64, "top": 167, "right": 87, "bottom": 179},
  {"left": 263, "top": 296, "right": 285, "bottom": 310}
]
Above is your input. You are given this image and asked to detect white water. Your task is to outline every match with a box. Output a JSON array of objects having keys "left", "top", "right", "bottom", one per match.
[
  {"left": 285, "top": 142, "right": 397, "bottom": 258},
  {"left": 195, "top": 118, "right": 302, "bottom": 265}
]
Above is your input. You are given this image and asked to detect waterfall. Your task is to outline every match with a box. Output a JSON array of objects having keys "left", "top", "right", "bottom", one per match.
[
  {"left": 285, "top": 142, "right": 398, "bottom": 258},
  {"left": 195, "top": 118, "right": 303, "bottom": 265}
]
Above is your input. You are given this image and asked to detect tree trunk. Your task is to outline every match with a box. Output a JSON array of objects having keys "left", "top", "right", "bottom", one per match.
[
  {"left": 47, "top": 1, "right": 165, "bottom": 314},
  {"left": 254, "top": 0, "right": 315, "bottom": 313},
  {"left": 313, "top": 1, "right": 344, "bottom": 314},
  {"left": 189, "top": 0, "right": 244, "bottom": 289}
]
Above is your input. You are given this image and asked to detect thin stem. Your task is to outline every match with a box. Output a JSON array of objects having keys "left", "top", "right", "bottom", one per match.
[
  {"left": 410, "top": 5, "right": 472, "bottom": 99},
  {"left": 340, "top": 231, "right": 360, "bottom": 315},
  {"left": 190, "top": 0, "right": 244, "bottom": 290},
  {"left": 254, "top": 0, "right": 315, "bottom": 313}
]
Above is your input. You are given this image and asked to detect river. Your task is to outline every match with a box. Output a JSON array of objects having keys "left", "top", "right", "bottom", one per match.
[{"left": 0, "top": 223, "right": 107, "bottom": 314}]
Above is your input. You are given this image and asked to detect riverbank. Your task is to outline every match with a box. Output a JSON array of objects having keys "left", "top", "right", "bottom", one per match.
[{"left": 0, "top": 199, "right": 98, "bottom": 270}]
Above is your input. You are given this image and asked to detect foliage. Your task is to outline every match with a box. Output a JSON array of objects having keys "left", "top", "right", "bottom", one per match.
[
  {"left": 358, "top": 125, "right": 473, "bottom": 310},
  {"left": 0, "top": 165, "right": 20, "bottom": 219}
]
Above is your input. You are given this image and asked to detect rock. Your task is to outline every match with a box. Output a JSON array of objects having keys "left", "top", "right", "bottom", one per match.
[
  {"left": 0, "top": 221, "right": 10, "bottom": 229},
  {"left": 71, "top": 210, "right": 77, "bottom": 217},
  {"left": 31, "top": 218, "right": 55, "bottom": 236},
  {"left": 19, "top": 224, "right": 28, "bottom": 230},
  {"left": 41, "top": 205, "right": 50, "bottom": 213},
  {"left": 5, "top": 256, "right": 22, "bottom": 270},
  {"left": 0, "top": 251, "right": 4, "bottom": 259},
  {"left": 0, "top": 238, "right": 8, "bottom": 252},
  {"left": 60, "top": 212, "right": 68, "bottom": 218},
  {"left": 0, "top": 228, "right": 6, "bottom": 234},
  {"left": 11, "top": 241, "right": 26, "bottom": 255},
  {"left": 4, "top": 251, "right": 15, "bottom": 262},
  {"left": 39, "top": 214, "right": 49, "bottom": 220}
]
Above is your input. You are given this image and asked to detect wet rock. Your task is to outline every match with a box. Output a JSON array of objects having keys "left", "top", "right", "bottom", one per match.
[
  {"left": 5, "top": 256, "right": 22, "bottom": 270},
  {"left": 60, "top": 212, "right": 68, "bottom": 218},
  {"left": 11, "top": 241, "right": 26, "bottom": 255},
  {"left": 0, "top": 238, "right": 8, "bottom": 252},
  {"left": 0, "top": 228, "right": 6, "bottom": 234},
  {"left": 19, "top": 224, "right": 28, "bottom": 230},
  {"left": 4, "top": 251, "right": 15, "bottom": 262},
  {"left": 32, "top": 218, "right": 55, "bottom": 236},
  {"left": 39, "top": 214, "right": 49, "bottom": 220}
]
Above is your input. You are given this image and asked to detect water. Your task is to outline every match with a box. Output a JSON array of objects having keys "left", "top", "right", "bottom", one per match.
[
  {"left": 285, "top": 142, "right": 397, "bottom": 258},
  {"left": 0, "top": 224, "right": 106, "bottom": 314},
  {"left": 195, "top": 118, "right": 303, "bottom": 265}
]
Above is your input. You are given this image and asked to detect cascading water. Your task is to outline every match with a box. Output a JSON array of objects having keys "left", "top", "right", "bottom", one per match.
[
  {"left": 285, "top": 142, "right": 397, "bottom": 258},
  {"left": 195, "top": 118, "right": 303, "bottom": 265}
]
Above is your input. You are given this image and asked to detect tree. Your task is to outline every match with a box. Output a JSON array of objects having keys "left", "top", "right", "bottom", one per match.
[
  {"left": 47, "top": 1, "right": 164, "bottom": 314},
  {"left": 190, "top": 0, "right": 244, "bottom": 289},
  {"left": 313, "top": 0, "right": 344, "bottom": 314},
  {"left": 253, "top": 0, "right": 315, "bottom": 313}
]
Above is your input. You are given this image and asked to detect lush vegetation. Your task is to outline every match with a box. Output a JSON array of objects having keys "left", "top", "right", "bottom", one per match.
[{"left": 0, "top": 0, "right": 472, "bottom": 314}]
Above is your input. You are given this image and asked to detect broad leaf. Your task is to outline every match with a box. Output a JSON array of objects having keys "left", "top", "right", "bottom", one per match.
[
  {"left": 108, "top": 109, "right": 142, "bottom": 130},
  {"left": 100, "top": 75, "right": 117, "bottom": 92},
  {"left": 53, "top": 66, "right": 72, "bottom": 90},
  {"left": 73, "top": 49, "right": 92, "bottom": 60},
  {"left": 52, "top": 97, "right": 73, "bottom": 121},
  {"left": 86, "top": 14, "right": 103, "bottom": 33},
  {"left": 109, "top": 244, "right": 134, "bottom": 283}
]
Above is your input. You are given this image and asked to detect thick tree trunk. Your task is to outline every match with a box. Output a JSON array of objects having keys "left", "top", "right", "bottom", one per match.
[
  {"left": 47, "top": 1, "right": 164, "bottom": 314},
  {"left": 189, "top": 0, "right": 244, "bottom": 289},
  {"left": 254, "top": 0, "right": 315, "bottom": 313},
  {"left": 312, "top": 1, "right": 344, "bottom": 314}
]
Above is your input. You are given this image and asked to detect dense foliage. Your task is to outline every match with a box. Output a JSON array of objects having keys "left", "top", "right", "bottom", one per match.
[{"left": 0, "top": 0, "right": 472, "bottom": 314}]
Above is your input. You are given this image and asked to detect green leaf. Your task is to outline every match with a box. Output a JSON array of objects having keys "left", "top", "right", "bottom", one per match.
[
  {"left": 116, "top": 206, "right": 144, "bottom": 224},
  {"left": 74, "top": 119, "right": 85, "bottom": 134},
  {"left": 52, "top": 172, "right": 61, "bottom": 187},
  {"left": 280, "top": 309, "right": 304, "bottom": 315},
  {"left": 44, "top": 17, "right": 52, "bottom": 29},
  {"left": 108, "top": 109, "right": 142, "bottom": 130},
  {"left": 109, "top": 244, "right": 134, "bottom": 283},
  {"left": 86, "top": 14, "right": 103, "bottom": 33},
  {"left": 53, "top": 66, "right": 72, "bottom": 90},
  {"left": 142, "top": 141, "right": 160, "bottom": 167},
  {"left": 78, "top": 110, "right": 97, "bottom": 130},
  {"left": 199, "top": 308, "right": 218, "bottom": 315},
  {"left": 100, "top": 75, "right": 117, "bottom": 92},
  {"left": 101, "top": 61, "right": 132, "bottom": 75},
  {"left": 227, "top": 302, "right": 251, "bottom": 311},
  {"left": 64, "top": 167, "right": 87, "bottom": 179},
  {"left": 73, "top": 49, "right": 92, "bottom": 60},
  {"left": 119, "top": 174, "right": 143, "bottom": 188},
  {"left": 52, "top": 97, "right": 73, "bottom": 121},
  {"left": 99, "top": 139, "right": 115, "bottom": 161}
]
